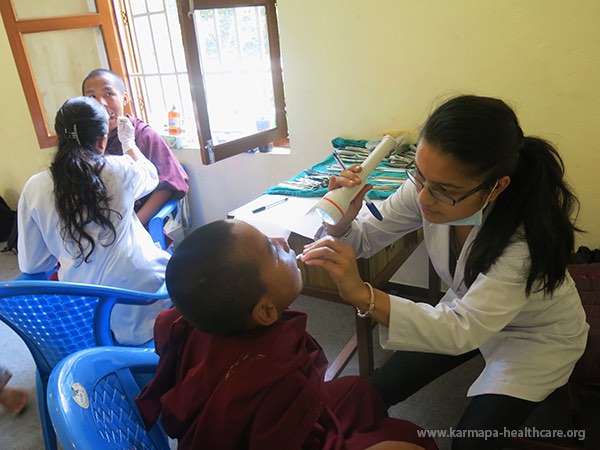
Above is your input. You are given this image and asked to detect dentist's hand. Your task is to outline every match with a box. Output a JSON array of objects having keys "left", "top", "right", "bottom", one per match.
[
  {"left": 301, "top": 236, "right": 391, "bottom": 326},
  {"left": 325, "top": 165, "right": 372, "bottom": 237},
  {"left": 117, "top": 116, "right": 136, "bottom": 151},
  {"left": 301, "top": 236, "right": 365, "bottom": 302}
]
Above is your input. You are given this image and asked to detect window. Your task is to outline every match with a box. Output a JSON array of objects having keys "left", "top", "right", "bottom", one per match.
[
  {"left": 179, "top": 0, "right": 288, "bottom": 163},
  {"left": 117, "top": 0, "right": 288, "bottom": 164},
  {"left": 114, "top": 0, "right": 199, "bottom": 147},
  {"left": 0, "top": 0, "right": 127, "bottom": 148},
  {"left": 3, "top": 0, "right": 287, "bottom": 163}
]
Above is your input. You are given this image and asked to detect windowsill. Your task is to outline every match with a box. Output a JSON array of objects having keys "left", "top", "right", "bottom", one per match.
[
  {"left": 163, "top": 135, "right": 292, "bottom": 157},
  {"left": 171, "top": 144, "right": 292, "bottom": 156},
  {"left": 253, "top": 146, "right": 291, "bottom": 155}
]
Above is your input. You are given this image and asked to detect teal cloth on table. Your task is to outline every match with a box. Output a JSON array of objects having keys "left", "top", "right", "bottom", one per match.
[
  {"left": 263, "top": 154, "right": 407, "bottom": 200},
  {"left": 331, "top": 137, "right": 369, "bottom": 149}
]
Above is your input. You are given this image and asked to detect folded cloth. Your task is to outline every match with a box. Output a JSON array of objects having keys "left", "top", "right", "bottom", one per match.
[
  {"left": 331, "top": 137, "right": 369, "bottom": 149},
  {"left": 264, "top": 154, "right": 407, "bottom": 199}
]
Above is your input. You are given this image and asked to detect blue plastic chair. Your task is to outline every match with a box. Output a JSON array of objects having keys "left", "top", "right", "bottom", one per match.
[
  {"left": 148, "top": 196, "right": 179, "bottom": 251},
  {"left": 0, "top": 280, "right": 170, "bottom": 450},
  {"left": 47, "top": 346, "right": 170, "bottom": 449},
  {"left": 147, "top": 164, "right": 190, "bottom": 252}
]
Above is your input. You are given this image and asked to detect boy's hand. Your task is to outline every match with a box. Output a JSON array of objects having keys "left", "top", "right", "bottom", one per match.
[{"left": 117, "top": 116, "right": 136, "bottom": 151}]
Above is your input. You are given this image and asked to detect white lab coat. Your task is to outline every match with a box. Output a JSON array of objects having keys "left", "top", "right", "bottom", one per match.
[
  {"left": 342, "top": 181, "right": 589, "bottom": 402},
  {"left": 18, "top": 154, "right": 171, "bottom": 345}
]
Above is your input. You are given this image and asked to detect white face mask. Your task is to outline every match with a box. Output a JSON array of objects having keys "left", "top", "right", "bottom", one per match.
[{"left": 440, "top": 181, "right": 498, "bottom": 227}]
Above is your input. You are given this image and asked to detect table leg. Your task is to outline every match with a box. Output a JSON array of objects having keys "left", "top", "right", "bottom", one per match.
[
  {"left": 355, "top": 314, "right": 374, "bottom": 376},
  {"left": 324, "top": 313, "right": 376, "bottom": 380}
]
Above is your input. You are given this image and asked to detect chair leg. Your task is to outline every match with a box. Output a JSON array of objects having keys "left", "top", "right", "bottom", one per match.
[{"left": 36, "top": 371, "right": 57, "bottom": 450}]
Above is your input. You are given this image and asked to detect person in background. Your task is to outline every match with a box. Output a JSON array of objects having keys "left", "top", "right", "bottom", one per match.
[
  {"left": 82, "top": 68, "right": 189, "bottom": 227},
  {"left": 136, "top": 219, "right": 437, "bottom": 450},
  {"left": 301, "top": 95, "right": 589, "bottom": 450},
  {"left": 0, "top": 365, "right": 28, "bottom": 416},
  {"left": 18, "top": 96, "right": 171, "bottom": 345}
]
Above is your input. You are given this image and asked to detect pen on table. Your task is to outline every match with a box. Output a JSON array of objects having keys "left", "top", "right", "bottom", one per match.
[
  {"left": 252, "top": 197, "right": 288, "bottom": 214},
  {"left": 331, "top": 151, "right": 384, "bottom": 221}
]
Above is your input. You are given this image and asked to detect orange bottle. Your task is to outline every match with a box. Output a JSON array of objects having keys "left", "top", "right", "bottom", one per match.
[{"left": 168, "top": 106, "right": 181, "bottom": 135}]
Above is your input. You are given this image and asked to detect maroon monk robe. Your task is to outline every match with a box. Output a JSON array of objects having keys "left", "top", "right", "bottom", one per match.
[
  {"left": 136, "top": 309, "right": 438, "bottom": 450},
  {"left": 105, "top": 115, "right": 189, "bottom": 206}
]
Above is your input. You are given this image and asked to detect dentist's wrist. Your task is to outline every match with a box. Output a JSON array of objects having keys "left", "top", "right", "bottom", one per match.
[
  {"left": 354, "top": 282, "right": 375, "bottom": 318},
  {"left": 121, "top": 140, "right": 135, "bottom": 152},
  {"left": 325, "top": 221, "right": 353, "bottom": 239}
]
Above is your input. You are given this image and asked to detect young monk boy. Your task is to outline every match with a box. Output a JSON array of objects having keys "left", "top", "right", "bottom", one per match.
[
  {"left": 82, "top": 69, "right": 188, "bottom": 227},
  {"left": 135, "top": 219, "right": 437, "bottom": 450}
]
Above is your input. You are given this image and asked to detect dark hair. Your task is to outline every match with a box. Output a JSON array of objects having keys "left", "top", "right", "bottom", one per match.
[
  {"left": 81, "top": 68, "right": 126, "bottom": 94},
  {"left": 420, "top": 95, "right": 581, "bottom": 295},
  {"left": 51, "top": 96, "right": 121, "bottom": 264},
  {"left": 165, "top": 220, "right": 266, "bottom": 336}
]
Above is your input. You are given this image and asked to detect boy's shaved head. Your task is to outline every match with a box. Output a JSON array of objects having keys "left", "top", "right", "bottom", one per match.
[
  {"left": 82, "top": 68, "right": 126, "bottom": 94},
  {"left": 166, "top": 220, "right": 265, "bottom": 336}
]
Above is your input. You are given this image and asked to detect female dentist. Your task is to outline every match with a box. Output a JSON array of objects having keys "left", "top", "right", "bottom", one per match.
[{"left": 301, "top": 95, "right": 589, "bottom": 450}]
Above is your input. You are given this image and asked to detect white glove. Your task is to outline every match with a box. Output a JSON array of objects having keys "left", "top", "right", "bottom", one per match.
[{"left": 117, "top": 116, "right": 136, "bottom": 151}]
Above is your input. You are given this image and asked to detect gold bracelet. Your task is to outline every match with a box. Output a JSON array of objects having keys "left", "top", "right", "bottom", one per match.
[{"left": 356, "top": 282, "right": 375, "bottom": 318}]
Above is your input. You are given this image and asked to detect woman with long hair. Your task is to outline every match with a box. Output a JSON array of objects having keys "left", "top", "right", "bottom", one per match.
[
  {"left": 18, "top": 96, "right": 171, "bottom": 345},
  {"left": 302, "top": 95, "right": 589, "bottom": 450}
]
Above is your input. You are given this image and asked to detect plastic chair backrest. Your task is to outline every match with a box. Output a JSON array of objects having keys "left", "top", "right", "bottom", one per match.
[
  {"left": 148, "top": 197, "right": 179, "bottom": 251},
  {"left": 147, "top": 163, "right": 189, "bottom": 252},
  {"left": 0, "top": 280, "right": 169, "bottom": 450},
  {"left": 47, "top": 346, "right": 170, "bottom": 449}
]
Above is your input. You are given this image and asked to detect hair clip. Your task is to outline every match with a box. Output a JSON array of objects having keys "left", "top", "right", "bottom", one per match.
[{"left": 67, "top": 123, "right": 81, "bottom": 145}]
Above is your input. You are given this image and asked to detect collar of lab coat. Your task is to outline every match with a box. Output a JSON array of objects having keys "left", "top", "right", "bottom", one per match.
[{"left": 422, "top": 202, "right": 496, "bottom": 297}]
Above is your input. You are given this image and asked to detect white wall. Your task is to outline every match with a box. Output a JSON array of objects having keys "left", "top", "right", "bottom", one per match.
[
  {"left": 171, "top": 147, "right": 313, "bottom": 228},
  {"left": 2, "top": 0, "right": 600, "bottom": 258}
]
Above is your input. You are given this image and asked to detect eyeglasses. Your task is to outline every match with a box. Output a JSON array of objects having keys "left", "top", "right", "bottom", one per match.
[{"left": 403, "top": 160, "right": 493, "bottom": 206}]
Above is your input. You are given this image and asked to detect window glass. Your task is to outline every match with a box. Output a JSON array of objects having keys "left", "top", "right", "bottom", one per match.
[
  {"left": 146, "top": 0, "right": 164, "bottom": 14},
  {"left": 166, "top": 2, "right": 187, "bottom": 73},
  {"left": 128, "top": 0, "right": 147, "bottom": 15},
  {"left": 194, "top": 6, "right": 276, "bottom": 145},
  {"left": 157, "top": 73, "right": 179, "bottom": 126},
  {"left": 144, "top": 75, "right": 165, "bottom": 126},
  {"left": 150, "top": 13, "right": 176, "bottom": 73},
  {"left": 2, "top": 0, "right": 133, "bottom": 147},
  {"left": 23, "top": 27, "right": 108, "bottom": 128},
  {"left": 12, "top": 0, "right": 96, "bottom": 19},
  {"left": 118, "top": 0, "right": 196, "bottom": 145},
  {"left": 133, "top": 16, "right": 158, "bottom": 73},
  {"left": 177, "top": 74, "right": 195, "bottom": 134}
]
